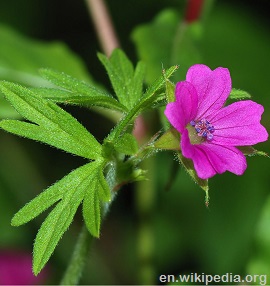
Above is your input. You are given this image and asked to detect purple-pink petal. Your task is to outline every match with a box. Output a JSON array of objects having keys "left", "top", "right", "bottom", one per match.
[
  {"left": 210, "top": 100, "right": 268, "bottom": 146},
  {"left": 186, "top": 64, "right": 231, "bottom": 120},
  {"left": 199, "top": 143, "right": 247, "bottom": 177},
  {"left": 181, "top": 130, "right": 247, "bottom": 179},
  {"left": 164, "top": 81, "right": 198, "bottom": 133},
  {"left": 181, "top": 130, "right": 216, "bottom": 179},
  {"left": 164, "top": 63, "right": 268, "bottom": 179}
]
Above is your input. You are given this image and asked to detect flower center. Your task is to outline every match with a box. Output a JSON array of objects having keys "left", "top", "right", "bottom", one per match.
[{"left": 187, "top": 119, "right": 215, "bottom": 144}]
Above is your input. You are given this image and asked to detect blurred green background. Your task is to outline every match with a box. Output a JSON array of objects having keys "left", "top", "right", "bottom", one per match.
[{"left": 0, "top": 0, "right": 269, "bottom": 284}]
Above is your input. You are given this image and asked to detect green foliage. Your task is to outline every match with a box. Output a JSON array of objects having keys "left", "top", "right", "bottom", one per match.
[
  {"left": 0, "top": 46, "right": 180, "bottom": 276},
  {"left": 114, "top": 133, "right": 139, "bottom": 155},
  {"left": 98, "top": 49, "right": 146, "bottom": 110},
  {"left": 0, "top": 82, "right": 101, "bottom": 159},
  {"left": 229, "top": 88, "right": 251, "bottom": 100},
  {"left": 107, "top": 65, "right": 179, "bottom": 142},
  {"left": 0, "top": 1, "right": 269, "bottom": 284},
  {"left": 12, "top": 161, "right": 109, "bottom": 275},
  {"left": 0, "top": 79, "right": 113, "bottom": 275},
  {"left": 132, "top": 9, "right": 202, "bottom": 83},
  {"left": 34, "top": 69, "right": 128, "bottom": 112},
  {"left": 0, "top": 25, "right": 92, "bottom": 85},
  {"left": 0, "top": 24, "right": 94, "bottom": 119}
]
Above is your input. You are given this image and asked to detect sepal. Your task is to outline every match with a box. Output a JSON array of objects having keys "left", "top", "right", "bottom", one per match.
[
  {"left": 229, "top": 88, "right": 251, "bottom": 100},
  {"left": 154, "top": 128, "right": 180, "bottom": 150},
  {"left": 238, "top": 146, "right": 269, "bottom": 158}
]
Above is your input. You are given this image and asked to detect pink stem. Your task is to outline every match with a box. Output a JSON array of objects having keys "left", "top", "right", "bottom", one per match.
[{"left": 85, "top": 0, "right": 120, "bottom": 56}]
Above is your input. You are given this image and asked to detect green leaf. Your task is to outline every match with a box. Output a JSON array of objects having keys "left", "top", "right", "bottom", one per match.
[
  {"left": 30, "top": 161, "right": 109, "bottom": 275},
  {"left": 83, "top": 186, "right": 101, "bottom": 238},
  {"left": 133, "top": 61, "right": 146, "bottom": 104},
  {"left": 0, "top": 25, "right": 92, "bottom": 86},
  {"left": 82, "top": 161, "right": 110, "bottom": 237},
  {"left": 11, "top": 163, "right": 98, "bottom": 226},
  {"left": 0, "top": 25, "right": 108, "bottom": 120},
  {"left": 229, "top": 88, "right": 251, "bottom": 100},
  {"left": 33, "top": 190, "right": 85, "bottom": 276},
  {"left": 38, "top": 69, "right": 128, "bottom": 112},
  {"left": 0, "top": 82, "right": 101, "bottom": 159},
  {"left": 114, "top": 133, "right": 139, "bottom": 155},
  {"left": 107, "top": 65, "right": 179, "bottom": 142},
  {"left": 32, "top": 87, "right": 127, "bottom": 112},
  {"left": 98, "top": 49, "right": 146, "bottom": 109},
  {"left": 132, "top": 9, "right": 202, "bottom": 84}
]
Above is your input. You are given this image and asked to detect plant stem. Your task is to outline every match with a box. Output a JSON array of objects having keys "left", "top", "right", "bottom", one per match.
[
  {"left": 85, "top": 0, "right": 120, "bottom": 56},
  {"left": 60, "top": 224, "right": 92, "bottom": 285},
  {"left": 135, "top": 157, "right": 156, "bottom": 284}
]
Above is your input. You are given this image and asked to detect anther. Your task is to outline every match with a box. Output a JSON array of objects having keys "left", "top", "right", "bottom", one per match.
[{"left": 190, "top": 118, "right": 215, "bottom": 141}]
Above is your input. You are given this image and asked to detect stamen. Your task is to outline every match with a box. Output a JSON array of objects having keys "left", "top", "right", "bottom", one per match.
[{"left": 190, "top": 118, "right": 215, "bottom": 141}]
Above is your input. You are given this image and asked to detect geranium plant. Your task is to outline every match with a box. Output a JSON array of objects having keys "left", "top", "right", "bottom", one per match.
[{"left": 0, "top": 0, "right": 268, "bottom": 284}]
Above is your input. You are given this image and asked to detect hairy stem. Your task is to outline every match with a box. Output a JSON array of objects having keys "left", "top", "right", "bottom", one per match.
[
  {"left": 135, "top": 157, "right": 156, "bottom": 284},
  {"left": 60, "top": 225, "right": 92, "bottom": 285}
]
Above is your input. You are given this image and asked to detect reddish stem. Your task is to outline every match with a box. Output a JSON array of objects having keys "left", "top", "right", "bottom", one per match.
[
  {"left": 185, "top": 0, "right": 204, "bottom": 23},
  {"left": 85, "top": 0, "right": 120, "bottom": 56}
]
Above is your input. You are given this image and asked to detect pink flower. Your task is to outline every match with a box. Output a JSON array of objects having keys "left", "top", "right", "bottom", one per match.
[
  {"left": 0, "top": 249, "right": 48, "bottom": 285},
  {"left": 164, "top": 64, "right": 268, "bottom": 179}
]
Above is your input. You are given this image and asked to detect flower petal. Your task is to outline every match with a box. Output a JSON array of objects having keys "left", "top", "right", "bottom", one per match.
[
  {"left": 186, "top": 64, "right": 231, "bottom": 119},
  {"left": 181, "top": 130, "right": 216, "bottom": 179},
  {"left": 164, "top": 81, "right": 198, "bottom": 133},
  {"left": 181, "top": 130, "right": 247, "bottom": 179},
  {"left": 210, "top": 100, "right": 268, "bottom": 146},
  {"left": 201, "top": 143, "right": 247, "bottom": 177}
]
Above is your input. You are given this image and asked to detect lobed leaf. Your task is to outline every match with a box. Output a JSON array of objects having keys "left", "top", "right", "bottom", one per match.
[
  {"left": 32, "top": 161, "right": 110, "bottom": 275},
  {"left": 0, "top": 82, "right": 101, "bottom": 159},
  {"left": 32, "top": 87, "right": 127, "bottom": 113},
  {"left": 11, "top": 163, "right": 99, "bottom": 226},
  {"left": 98, "top": 49, "right": 146, "bottom": 110},
  {"left": 33, "top": 189, "right": 85, "bottom": 276},
  {"left": 82, "top": 160, "right": 111, "bottom": 237},
  {"left": 107, "top": 65, "right": 179, "bottom": 141}
]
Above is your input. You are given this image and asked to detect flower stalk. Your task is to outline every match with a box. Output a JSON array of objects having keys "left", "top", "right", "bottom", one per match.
[
  {"left": 60, "top": 225, "right": 92, "bottom": 285},
  {"left": 85, "top": 0, "right": 120, "bottom": 56}
]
